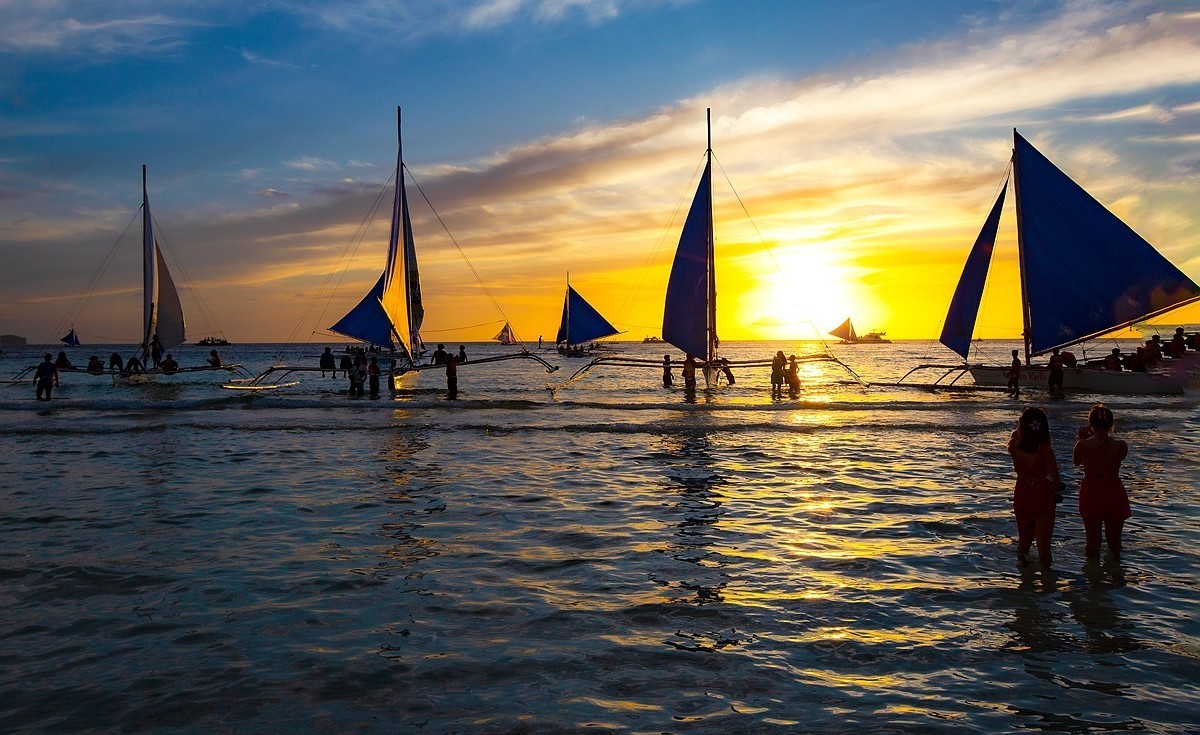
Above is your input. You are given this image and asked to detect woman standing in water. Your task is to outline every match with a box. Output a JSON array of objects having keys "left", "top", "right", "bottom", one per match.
[
  {"left": 1073, "top": 404, "right": 1130, "bottom": 560},
  {"left": 1007, "top": 406, "right": 1061, "bottom": 567}
]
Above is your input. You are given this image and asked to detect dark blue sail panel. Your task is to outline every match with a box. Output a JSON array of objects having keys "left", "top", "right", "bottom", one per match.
[
  {"left": 940, "top": 185, "right": 1006, "bottom": 359},
  {"left": 61, "top": 329, "right": 81, "bottom": 347},
  {"left": 556, "top": 285, "right": 618, "bottom": 345},
  {"left": 662, "top": 162, "right": 713, "bottom": 359},
  {"left": 1015, "top": 132, "right": 1200, "bottom": 353},
  {"left": 330, "top": 274, "right": 394, "bottom": 348}
]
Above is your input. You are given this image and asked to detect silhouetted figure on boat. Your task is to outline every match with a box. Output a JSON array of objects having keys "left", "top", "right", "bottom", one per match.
[
  {"left": 161, "top": 354, "right": 179, "bottom": 373},
  {"left": 55, "top": 351, "right": 74, "bottom": 371},
  {"left": 1007, "top": 349, "right": 1021, "bottom": 396},
  {"left": 109, "top": 352, "right": 124, "bottom": 373},
  {"left": 1047, "top": 348, "right": 1064, "bottom": 396},
  {"left": 431, "top": 344, "right": 449, "bottom": 365},
  {"left": 1103, "top": 348, "right": 1122, "bottom": 371},
  {"left": 458, "top": 345, "right": 468, "bottom": 364},
  {"left": 86, "top": 355, "right": 105, "bottom": 374},
  {"left": 320, "top": 347, "right": 337, "bottom": 378}
]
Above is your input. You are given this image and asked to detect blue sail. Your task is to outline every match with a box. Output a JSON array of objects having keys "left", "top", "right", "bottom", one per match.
[
  {"left": 662, "top": 161, "right": 714, "bottom": 360},
  {"left": 1014, "top": 131, "right": 1200, "bottom": 353},
  {"left": 940, "top": 184, "right": 1006, "bottom": 359},
  {"left": 330, "top": 274, "right": 393, "bottom": 348},
  {"left": 556, "top": 285, "right": 618, "bottom": 345},
  {"left": 60, "top": 328, "right": 81, "bottom": 347}
]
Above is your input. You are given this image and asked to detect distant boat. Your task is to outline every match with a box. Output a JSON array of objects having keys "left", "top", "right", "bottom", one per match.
[
  {"left": 903, "top": 129, "right": 1200, "bottom": 394},
  {"left": 556, "top": 274, "right": 619, "bottom": 356},
  {"left": 61, "top": 328, "right": 81, "bottom": 347},
  {"left": 494, "top": 322, "right": 518, "bottom": 345},
  {"left": 642, "top": 336, "right": 663, "bottom": 344},
  {"left": 828, "top": 318, "right": 890, "bottom": 345},
  {"left": 197, "top": 336, "right": 230, "bottom": 347}
]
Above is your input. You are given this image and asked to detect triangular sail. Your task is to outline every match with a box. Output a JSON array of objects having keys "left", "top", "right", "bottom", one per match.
[
  {"left": 378, "top": 107, "right": 414, "bottom": 359},
  {"left": 155, "top": 247, "right": 186, "bottom": 351},
  {"left": 330, "top": 274, "right": 392, "bottom": 347},
  {"left": 61, "top": 329, "right": 80, "bottom": 347},
  {"left": 940, "top": 184, "right": 1007, "bottom": 359},
  {"left": 1014, "top": 131, "right": 1200, "bottom": 354},
  {"left": 662, "top": 159, "right": 715, "bottom": 360},
  {"left": 829, "top": 318, "right": 857, "bottom": 342},
  {"left": 495, "top": 322, "right": 517, "bottom": 345},
  {"left": 556, "top": 284, "right": 618, "bottom": 345},
  {"left": 142, "top": 165, "right": 185, "bottom": 354}
]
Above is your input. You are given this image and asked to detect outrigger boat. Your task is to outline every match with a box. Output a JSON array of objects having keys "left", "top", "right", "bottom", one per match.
[
  {"left": 899, "top": 130, "right": 1200, "bottom": 394},
  {"left": 230, "top": 107, "right": 556, "bottom": 391},
  {"left": 555, "top": 273, "right": 620, "bottom": 357},
  {"left": 828, "top": 318, "right": 890, "bottom": 344},
  {"left": 13, "top": 166, "right": 248, "bottom": 385},
  {"left": 553, "top": 108, "right": 860, "bottom": 392}
]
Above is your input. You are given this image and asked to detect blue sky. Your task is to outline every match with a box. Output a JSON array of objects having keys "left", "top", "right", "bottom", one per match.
[{"left": 2, "top": 0, "right": 1199, "bottom": 344}]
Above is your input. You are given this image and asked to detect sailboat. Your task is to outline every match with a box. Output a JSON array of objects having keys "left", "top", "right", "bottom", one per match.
[
  {"left": 494, "top": 322, "right": 518, "bottom": 345},
  {"left": 13, "top": 166, "right": 244, "bottom": 384},
  {"left": 556, "top": 275, "right": 620, "bottom": 356},
  {"left": 233, "top": 108, "right": 556, "bottom": 391},
  {"left": 137, "top": 165, "right": 187, "bottom": 367},
  {"left": 551, "top": 108, "right": 860, "bottom": 392},
  {"left": 828, "top": 318, "right": 890, "bottom": 345},
  {"left": 60, "top": 328, "right": 81, "bottom": 347},
  {"left": 903, "top": 130, "right": 1200, "bottom": 394}
]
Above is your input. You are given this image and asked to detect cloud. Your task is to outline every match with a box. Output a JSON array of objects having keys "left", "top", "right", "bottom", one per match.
[{"left": 0, "top": 3, "right": 201, "bottom": 55}]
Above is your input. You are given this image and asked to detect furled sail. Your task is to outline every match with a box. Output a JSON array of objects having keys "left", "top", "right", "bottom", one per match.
[
  {"left": 940, "top": 184, "right": 1006, "bottom": 359},
  {"left": 662, "top": 160, "right": 715, "bottom": 361},
  {"left": 556, "top": 285, "right": 618, "bottom": 346},
  {"left": 142, "top": 165, "right": 185, "bottom": 352},
  {"left": 1013, "top": 132, "right": 1200, "bottom": 354},
  {"left": 829, "top": 318, "right": 858, "bottom": 343}
]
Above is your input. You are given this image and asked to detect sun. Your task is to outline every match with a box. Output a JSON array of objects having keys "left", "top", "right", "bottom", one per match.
[{"left": 728, "top": 245, "right": 858, "bottom": 340}]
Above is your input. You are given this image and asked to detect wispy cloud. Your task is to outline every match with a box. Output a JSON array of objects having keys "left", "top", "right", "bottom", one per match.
[{"left": 0, "top": 3, "right": 201, "bottom": 55}]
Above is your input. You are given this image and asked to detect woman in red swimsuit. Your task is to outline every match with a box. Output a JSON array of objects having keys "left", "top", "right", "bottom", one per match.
[
  {"left": 1007, "top": 406, "right": 1062, "bottom": 567},
  {"left": 1073, "top": 404, "right": 1130, "bottom": 560}
]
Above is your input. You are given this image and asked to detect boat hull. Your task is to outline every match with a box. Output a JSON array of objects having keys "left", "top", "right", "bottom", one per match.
[{"left": 968, "top": 358, "right": 1198, "bottom": 395}]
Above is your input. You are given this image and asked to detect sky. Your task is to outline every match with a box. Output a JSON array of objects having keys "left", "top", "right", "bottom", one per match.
[{"left": 2, "top": 0, "right": 1199, "bottom": 347}]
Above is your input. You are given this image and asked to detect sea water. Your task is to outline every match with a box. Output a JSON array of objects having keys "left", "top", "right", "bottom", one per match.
[{"left": 1, "top": 340, "right": 1197, "bottom": 733}]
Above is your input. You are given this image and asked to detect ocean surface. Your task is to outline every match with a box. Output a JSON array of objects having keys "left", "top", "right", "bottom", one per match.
[{"left": 2, "top": 339, "right": 1197, "bottom": 734}]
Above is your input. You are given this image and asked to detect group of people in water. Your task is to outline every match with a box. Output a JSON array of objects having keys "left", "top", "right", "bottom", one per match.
[
  {"left": 1007, "top": 403, "right": 1131, "bottom": 568},
  {"left": 32, "top": 341, "right": 226, "bottom": 400},
  {"left": 319, "top": 343, "right": 470, "bottom": 399}
]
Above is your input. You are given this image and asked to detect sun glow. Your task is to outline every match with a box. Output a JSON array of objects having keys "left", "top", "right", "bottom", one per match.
[{"left": 731, "top": 244, "right": 867, "bottom": 340}]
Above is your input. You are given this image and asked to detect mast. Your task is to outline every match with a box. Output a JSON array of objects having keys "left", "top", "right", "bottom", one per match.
[
  {"left": 705, "top": 108, "right": 716, "bottom": 363},
  {"left": 565, "top": 271, "right": 571, "bottom": 346},
  {"left": 1011, "top": 129, "right": 1032, "bottom": 366},
  {"left": 141, "top": 164, "right": 155, "bottom": 361}
]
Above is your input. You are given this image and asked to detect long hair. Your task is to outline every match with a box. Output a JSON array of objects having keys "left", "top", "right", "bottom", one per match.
[{"left": 1017, "top": 406, "right": 1051, "bottom": 453}]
